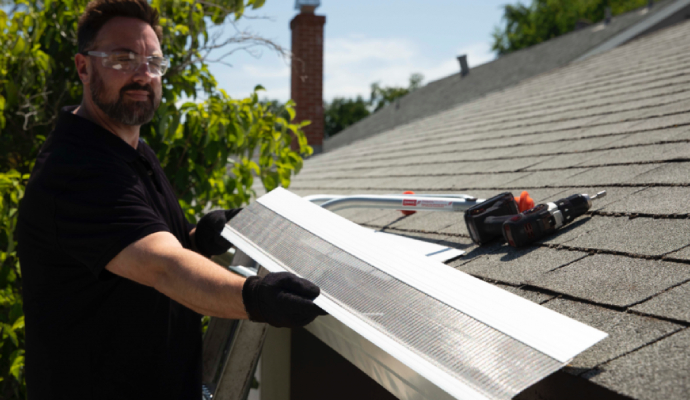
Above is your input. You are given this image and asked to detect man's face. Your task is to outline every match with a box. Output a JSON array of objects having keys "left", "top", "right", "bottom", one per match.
[{"left": 87, "top": 17, "right": 163, "bottom": 126}]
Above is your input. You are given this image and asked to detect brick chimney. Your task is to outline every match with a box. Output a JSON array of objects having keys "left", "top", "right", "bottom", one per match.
[{"left": 290, "top": 2, "right": 326, "bottom": 154}]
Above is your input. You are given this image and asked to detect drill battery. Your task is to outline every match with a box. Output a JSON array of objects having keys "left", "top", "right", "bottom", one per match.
[{"left": 464, "top": 192, "right": 519, "bottom": 245}]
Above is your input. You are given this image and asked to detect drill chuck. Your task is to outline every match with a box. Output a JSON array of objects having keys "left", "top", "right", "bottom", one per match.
[{"left": 553, "top": 191, "right": 604, "bottom": 224}]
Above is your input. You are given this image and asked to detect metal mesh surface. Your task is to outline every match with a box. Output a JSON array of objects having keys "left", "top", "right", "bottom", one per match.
[{"left": 230, "top": 203, "right": 563, "bottom": 400}]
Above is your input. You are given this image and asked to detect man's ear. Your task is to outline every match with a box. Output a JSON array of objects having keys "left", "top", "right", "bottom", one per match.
[{"left": 75, "top": 53, "right": 90, "bottom": 85}]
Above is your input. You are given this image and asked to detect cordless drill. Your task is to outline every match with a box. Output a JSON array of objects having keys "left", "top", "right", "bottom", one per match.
[{"left": 465, "top": 191, "right": 607, "bottom": 247}]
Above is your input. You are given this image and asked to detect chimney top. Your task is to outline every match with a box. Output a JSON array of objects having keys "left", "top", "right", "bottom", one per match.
[
  {"left": 295, "top": 0, "right": 320, "bottom": 12},
  {"left": 457, "top": 55, "right": 469, "bottom": 77}
]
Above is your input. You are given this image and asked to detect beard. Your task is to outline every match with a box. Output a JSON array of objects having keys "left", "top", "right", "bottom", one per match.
[{"left": 90, "top": 69, "right": 161, "bottom": 126}]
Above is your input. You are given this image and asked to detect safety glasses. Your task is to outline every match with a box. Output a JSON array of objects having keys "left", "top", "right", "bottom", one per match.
[{"left": 83, "top": 51, "right": 169, "bottom": 77}]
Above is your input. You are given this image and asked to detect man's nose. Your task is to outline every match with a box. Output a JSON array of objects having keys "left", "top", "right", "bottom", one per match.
[{"left": 132, "top": 62, "right": 154, "bottom": 84}]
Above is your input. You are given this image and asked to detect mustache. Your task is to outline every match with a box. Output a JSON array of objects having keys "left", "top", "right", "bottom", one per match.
[{"left": 120, "top": 83, "right": 155, "bottom": 99}]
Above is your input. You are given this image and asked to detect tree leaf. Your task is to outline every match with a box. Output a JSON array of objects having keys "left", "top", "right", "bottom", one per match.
[
  {"left": 3, "top": 323, "right": 19, "bottom": 347},
  {"left": 9, "top": 350, "right": 24, "bottom": 381},
  {"left": 12, "top": 316, "right": 24, "bottom": 331}
]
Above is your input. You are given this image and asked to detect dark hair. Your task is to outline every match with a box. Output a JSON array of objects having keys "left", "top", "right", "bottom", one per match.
[{"left": 77, "top": 0, "right": 163, "bottom": 54}]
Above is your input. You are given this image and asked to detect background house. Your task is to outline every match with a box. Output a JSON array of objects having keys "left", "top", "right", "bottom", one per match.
[{"left": 323, "top": 0, "right": 690, "bottom": 153}]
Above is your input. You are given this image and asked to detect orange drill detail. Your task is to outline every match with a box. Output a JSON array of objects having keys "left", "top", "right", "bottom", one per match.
[{"left": 515, "top": 191, "right": 534, "bottom": 212}]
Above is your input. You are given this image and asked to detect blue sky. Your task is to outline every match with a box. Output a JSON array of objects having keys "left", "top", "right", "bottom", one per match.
[{"left": 208, "top": 0, "right": 511, "bottom": 102}]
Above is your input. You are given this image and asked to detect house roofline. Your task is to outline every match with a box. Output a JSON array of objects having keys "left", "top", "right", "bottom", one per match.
[{"left": 575, "top": 0, "right": 690, "bottom": 62}]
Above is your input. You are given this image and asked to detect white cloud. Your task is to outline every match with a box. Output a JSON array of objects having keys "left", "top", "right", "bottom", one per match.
[
  {"left": 322, "top": 35, "right": 495, "bottom": 101},
  {"left": 212, "top": 35, "right": 496, "bottom": 103},
  {"left": 241, "top": 64, "right": 291, "bottom": 79},
  {"left": 323, "top": 36, "right": 419, "bottom": 100},
  {"left": 459, "top": 41, "right": 496, "bottom": 68},
  {"left": 213, "top": 63, "right": 290, "bottom": 101},
  {"left": 415, "top": 42, "right": 495, "bottom": 85},
  {"left": 326, "top": 36, "right": 417, "bottom": 67}
]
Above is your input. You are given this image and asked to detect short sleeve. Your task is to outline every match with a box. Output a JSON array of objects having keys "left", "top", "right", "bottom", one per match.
[{"left": 54, "top": 166, "right": 170, "bottom": 278}]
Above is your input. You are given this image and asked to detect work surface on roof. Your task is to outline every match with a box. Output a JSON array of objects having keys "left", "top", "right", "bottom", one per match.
[
  {"left": 256, "top": 19, "right": 690, "bottom": 400},
  {"left": 324, "top": 0, "right": 687, "bottom": 153}
]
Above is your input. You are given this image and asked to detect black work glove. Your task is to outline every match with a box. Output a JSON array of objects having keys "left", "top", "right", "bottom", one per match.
[
  {"left": 242, "top": 272, "right": 328, "bottom": 328},
  {"left": 194, "top": 209, "right": 242, "bottom": 257}
]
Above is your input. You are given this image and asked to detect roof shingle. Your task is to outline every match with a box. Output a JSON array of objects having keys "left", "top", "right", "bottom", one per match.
[
  {"left": 526, "top": 255, "right": 690, "bottom": 307},
  {"left": 322, "top": 0, "right": 690, "bottom": 153}
]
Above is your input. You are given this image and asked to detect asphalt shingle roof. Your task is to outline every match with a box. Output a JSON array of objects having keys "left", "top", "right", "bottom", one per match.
[
  {"left": 543, "top": 298, "right": 682, "bottom": 370},
  {"left": 322, "top": 0, "right": 687, "bottom": 153},
  {"left": 260, "top": 17, "right": 690, "bottom": 400}
]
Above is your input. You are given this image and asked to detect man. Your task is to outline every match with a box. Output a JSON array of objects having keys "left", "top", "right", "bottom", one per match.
[{"left": 16, "top": 1, "right": 325, "bottom": 398}]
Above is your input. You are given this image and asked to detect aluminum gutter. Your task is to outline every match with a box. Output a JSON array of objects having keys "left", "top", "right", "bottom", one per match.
[
  {"left": 305, "top": 315, "right": 458, "bottom": 400},
  {"left": 575, "top": 0, "right": 690, "bottom": 62},
  {"left": 218, "top": 262, "right": 462, "bottom": 400}
]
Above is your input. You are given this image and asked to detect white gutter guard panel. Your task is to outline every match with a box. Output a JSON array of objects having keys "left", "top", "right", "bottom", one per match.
[
  {"left": 222, "top": 188, "right": 607, "bottom": 400},
  {"left": 369, "top": 229, "right": 465, "bottom": 262}
]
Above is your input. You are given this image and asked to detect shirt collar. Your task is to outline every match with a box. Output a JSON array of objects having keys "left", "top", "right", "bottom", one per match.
[{"left": 54, "top": 106, "right": 141, "bottom": 163}]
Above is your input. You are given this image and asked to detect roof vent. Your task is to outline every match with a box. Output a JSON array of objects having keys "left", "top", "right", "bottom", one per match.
[{"left": 457, "top": 54, "right": 469, "bottom": 77}]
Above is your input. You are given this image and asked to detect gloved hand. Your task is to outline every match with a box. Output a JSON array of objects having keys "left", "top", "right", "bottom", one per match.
[
  {"left": 242, "top": 272, "right": 328, "bottom": 328},
  {"left": 194, "top": 209, "right": 242, "bottom": 257}
]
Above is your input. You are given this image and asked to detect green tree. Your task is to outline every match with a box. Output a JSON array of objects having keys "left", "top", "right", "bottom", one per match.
[
  {"left": 369, "top": 72, "right": 423, "bottom": 112},
  {"left": 0, "top": 0, "right": 310, "bottom": 396},
  {"left": 491, "top": 0, "right": 649, "bottom": 55},
  {"left": 0, "top": 171, "right": 27, "bottom": 400},
  {"left": 259, "top": 98, "right": 292, "bottom": 121},
  {"left": 323, "top": 96, "right": 370, "bottom": 137},
  {"left": 319, "top": 73, "right": 424, "bottom": 137}
]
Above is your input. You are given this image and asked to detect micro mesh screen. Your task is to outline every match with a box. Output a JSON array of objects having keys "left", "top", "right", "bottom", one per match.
[{"left": 229, "top": 203, "right": 563, "bottom": 400}]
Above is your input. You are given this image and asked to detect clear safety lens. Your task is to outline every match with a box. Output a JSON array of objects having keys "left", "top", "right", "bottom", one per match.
[{"left": 87, "top": 51, "right": 169, "bottom": 76}]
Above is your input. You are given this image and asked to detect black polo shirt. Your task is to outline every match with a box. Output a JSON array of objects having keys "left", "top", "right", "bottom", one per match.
[{"left": 17, "top": 106, "right": 201, "bottom": 400}]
